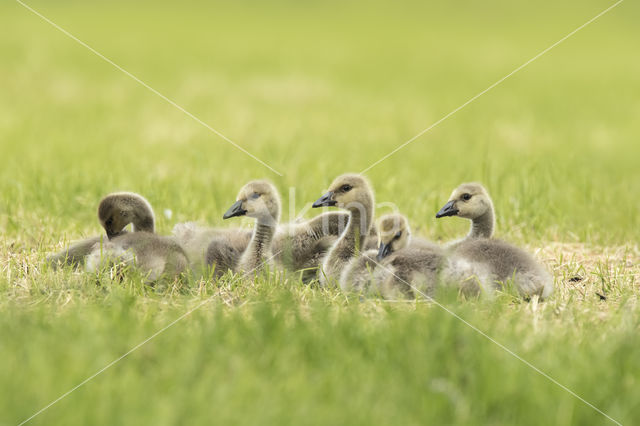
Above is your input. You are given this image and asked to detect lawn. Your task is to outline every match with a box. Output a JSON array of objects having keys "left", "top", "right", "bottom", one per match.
[{"left": 0, "top": 0, "right": 638, "bottom": 425}]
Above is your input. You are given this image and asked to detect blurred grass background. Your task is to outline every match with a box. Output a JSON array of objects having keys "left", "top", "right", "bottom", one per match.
[{"left": 0, "top": 0, "right": 638, "bottom": 425}]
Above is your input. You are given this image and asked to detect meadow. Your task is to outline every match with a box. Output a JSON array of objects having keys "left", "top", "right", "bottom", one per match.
[{"left": 0, "top": 0, "right": 639, "bottom": 424}]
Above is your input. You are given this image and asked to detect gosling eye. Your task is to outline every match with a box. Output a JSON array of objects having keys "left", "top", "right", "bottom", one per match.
[
  {"left": 250, "top": 192, "right": 261, "bottom": 199},
  {"left": 394, "top": 231, "right": 402, "bottom": 239},
  {"left": 341, "top": 184, "right": 352, "bottom": 192},
  {"left": 105, "top": 217, "right": 114, "bottom": 227},
  {"left": 461, "top": 193, "right": 472, "bottom": 201}
]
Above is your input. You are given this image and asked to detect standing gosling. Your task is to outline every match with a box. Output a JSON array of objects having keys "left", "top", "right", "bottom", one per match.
[
  {"left": 222, "top": 180, "right": 280, "bottom": 274},
  {"left": 48, "top": 192, "right": 155, "bottom": 269},
  {"left": 312, "top": 173, "right": 375, "bottom": 286},
  {"left": 436, "top": 183, "right": 553, "bottom": 299}
]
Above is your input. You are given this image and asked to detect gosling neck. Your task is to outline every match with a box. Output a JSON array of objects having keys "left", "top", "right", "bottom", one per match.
[
  {"left": 242, "top": 216, "right": 277, "bottom": 272},
  {"left": 132, "top": 198, "right": 155, "bottom": 233},
  {"left": 326, "top": 197, "right": 374, "bottom": 271},
  {"left": 468, "top": 208, "right": 494, "bottom": 239},
  {"left": 133, "top": 214, "right": 155, "bottom": 233},
  {"left": 342, "top": 205, "right": 372, "bottom": 255}
]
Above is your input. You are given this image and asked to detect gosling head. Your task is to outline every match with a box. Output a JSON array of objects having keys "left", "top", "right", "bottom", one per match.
[
  {"left": 223, "top": 180, "right": 281, "bottom": 226},
  {"left": 98, "top": 192, "right": 155, "bottom": 239},
  {"left": 435, "top": 183, "right": 493, "bottom": 220},
  {"left": 376, "top": 214, "right": 411, "bottom": 260},
  {"left": 311, "top": 173, "right": 374, "bottom": 212}
]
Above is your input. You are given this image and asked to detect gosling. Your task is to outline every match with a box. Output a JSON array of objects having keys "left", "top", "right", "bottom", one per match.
[
  {"left": 370, "top": 214, "right": 447, "bottom": 299},
  {"left": 221, "top": 180, "right": 280, "bottom": 274},
  {"left": 312, "top": 173, "right": 375, "bottom": 286},
  {"left": 339, "top": 214, "right": 420, "bottom": 293},
  {"left": 48, "top": 192, "right": 155, "bottom": 269},
  {"left": 436, "top": 183, "right": 553, "bottom": 299}
]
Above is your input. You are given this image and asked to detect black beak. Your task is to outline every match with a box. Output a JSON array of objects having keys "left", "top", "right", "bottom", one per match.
[
  {"left": 377, "top": 243, "right": 392, "bottom": 261},
  {"left": 312, "top": 191, "right": 336, "bottom": 208},
  {"left": 436, "top": 200, "right": 459, "bottom": 218},
  {"left": 106, "top": 230, "right": 126, "bottom": 240},
  {"left": 223, "top": 200, "right": 247, "bottom": 219}
]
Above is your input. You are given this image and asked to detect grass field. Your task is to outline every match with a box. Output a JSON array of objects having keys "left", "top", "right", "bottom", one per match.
[{"left": 1, "top": 0, "right": 639, "bottom": 424}]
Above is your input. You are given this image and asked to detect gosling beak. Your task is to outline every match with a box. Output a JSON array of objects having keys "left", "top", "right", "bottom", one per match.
[
  {"left": 436, "top": 200, "right": 459, "bottom": 218},
  {"left": 223, "top": 200, "right": 247, "bottom": 219},
  {"left": 377, "top": 243, "right": 392, "bottom": 261},
  {"left": 312, "top": 191, "right": 336, "bottom": 208}
]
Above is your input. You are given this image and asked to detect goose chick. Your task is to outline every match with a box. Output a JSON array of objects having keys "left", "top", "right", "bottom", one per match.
[
  {"left": 221, "top": 180, "right": 280, "bottom": 274},
  {"left": 370, "top": 214, "right": 447, "bottom": 299},
  {"left": 85, "top": 233, "right": 188, "bottom": 282},
  {"left": 436, "top": 182, "right": 553, "bottom": 299},
  {"left": 312, "top": 173, "right": 375, "bottom": 286},
  {"left": 48, "top": 192, "right": 155, "bottom": 269},
  {"left": 339, "top": 213, "right": 415, "bottom": 293}
]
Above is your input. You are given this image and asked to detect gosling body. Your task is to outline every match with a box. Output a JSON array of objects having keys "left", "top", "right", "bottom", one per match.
[
  {"left": 339, "top": 249, "right": 379, "bottom": 293},
  {"left": 173, "top": 222, "right": 252, "bottom": 274},
  {"left": 86, "top": 232, "right": 188, "bottom": 282},
  {"left": 272, "top": 211, "right": 354, "bottom": 281}
]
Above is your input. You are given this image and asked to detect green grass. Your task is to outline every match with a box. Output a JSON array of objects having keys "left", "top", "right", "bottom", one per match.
[{"left": 1, "top": 0, "right": 639, "bottom": 424}]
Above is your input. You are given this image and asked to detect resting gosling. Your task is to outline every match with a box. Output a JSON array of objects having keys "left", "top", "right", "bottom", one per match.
[
  {"left": 339, "top": 214, "right": 418, "bottom": 293},
  {"left": 312, "top": 173, "right": 375, "bottom": 286},
  {"left": 48, "top": 192, "right": 155, "bottom": 269},
  {"left": 222, "top": 180, "right": 280, "bottom": 274},
  {"left": 436, "top": 182, "right": 553, "bottom": 299},
  {"left": 85, "top": 193, "right": 188, "bottom": 282},
  {"left": 371, "top": 214, "right": 447, "bottom": 299}
]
